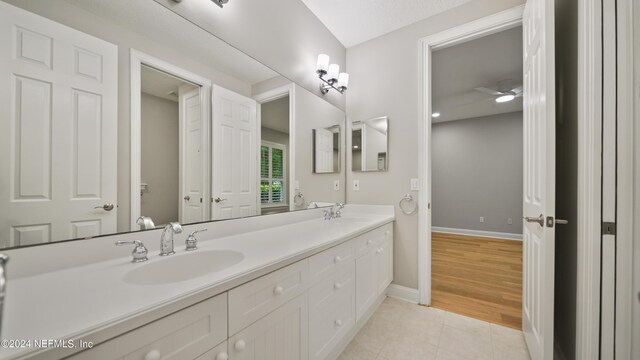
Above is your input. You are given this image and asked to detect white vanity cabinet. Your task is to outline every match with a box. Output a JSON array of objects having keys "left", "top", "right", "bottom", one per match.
[
  {"left": 228, "top": 293, "right": 309, "bottom": 360},
  {"left": 62, "top": 221, "right": 393, "bottom": 360}
]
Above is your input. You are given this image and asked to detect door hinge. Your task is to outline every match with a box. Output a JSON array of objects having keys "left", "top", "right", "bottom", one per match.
[
  {"left": 200, "top": 197, "right": 203, "bottom": 203},
  {"left": 602, "top": 222, "right": 616, "bottom": 235}
]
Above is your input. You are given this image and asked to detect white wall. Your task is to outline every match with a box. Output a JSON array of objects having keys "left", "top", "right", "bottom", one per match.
[
  {"left": 140, "top": 94, "right": 179, "bottom": 226},
  {"left": 432, "top": 112, "right": 523, "bottom": 234},
  {"left": 154, "top": 0, "right": 347, "bottom": 111},
  {"left": 345, "top": 0, "right": 525, "bottom": 289}
]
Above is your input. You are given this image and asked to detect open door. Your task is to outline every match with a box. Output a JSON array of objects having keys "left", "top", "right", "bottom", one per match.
[
  {"left": 179, "top": 85, "right": 205, "bottom": 224},
  {"left": 522, "top": 0, "right": 556, "bottom": 358},
  {"left": 314, "top": 128, "right": 334, "bottom": 173},
  {"left": 211, "top": 85, "right": 258, "bottom": 220}
]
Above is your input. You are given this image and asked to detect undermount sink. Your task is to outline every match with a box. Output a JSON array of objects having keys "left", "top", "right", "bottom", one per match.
[{"left": 123, "top": 250, "right": 244, "bottom": 285}]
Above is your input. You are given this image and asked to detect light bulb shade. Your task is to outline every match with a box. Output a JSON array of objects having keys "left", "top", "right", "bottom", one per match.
[
  {"left": 495, "top": 94, "right": 515, "bottom": 103},
  {"left": 327, "top": 64, "right": 340, "bottom": 82},
  {"left": 337, "top": 73, "right": 349, "bottom": 89},
  {"left": 316, "top": 54, "right": 329, "bottom": 73}
]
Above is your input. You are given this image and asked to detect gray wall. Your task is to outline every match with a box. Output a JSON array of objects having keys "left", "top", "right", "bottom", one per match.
[
  {"left": 554, "top": 0, "right": 578, "bottom": 358},
  {"left": 432, "top": 112, "right": 523, "bottom": 234},
  {"left": 140, "top": 94, "right": 179, "bottom": 226},
  {"left": 345, "top": 0, "right": 525, "bottom": 289},
  {"left": 155, "top": 0, "right": 347, "bottom": 111}
]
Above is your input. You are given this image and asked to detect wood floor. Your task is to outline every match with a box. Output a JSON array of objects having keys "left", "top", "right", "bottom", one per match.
[{"left": 430, "top": 232, "right": 523, "bottom": 329}]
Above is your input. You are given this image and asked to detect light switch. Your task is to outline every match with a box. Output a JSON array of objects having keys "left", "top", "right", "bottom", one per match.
[
  {"left": 480, "top": 216, "right": 485, "bottom": 223},
  {"left": 295, "top": 180, "right": 300, "bottom": 190},
  {"left": 410, "top": 178, "right": 419, "bottom": 191},
  {"left": 353, "top": 180, "right": 360, "bottom": 191},
  {"left": 508, "top": 217, "right": 513, "bottom": 225},
  {"left": 333, "top": 180, "right": 340, "bottom": 191}
]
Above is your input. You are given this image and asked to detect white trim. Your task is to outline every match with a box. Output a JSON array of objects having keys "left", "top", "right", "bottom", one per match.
[
  {"left": 615, "top": 0, "right": 635, "bottom": 357},
  {"left": 431, "top": 227, "right": 522, "bottom": 241},
  {"left": 130, "top": 49, "right": 212, "bottom": 230},
  {"left": 386, "top": 284, "right": 420, "bottom": 304},
  {"left": 418, "top": 5, "right": 525, "bottom": 306},
  {"left": 253, "top": 84, "right": 296, "bottom": 210},
  {"left": 575, "top": 0, "right": 603, "bottom": 357}
]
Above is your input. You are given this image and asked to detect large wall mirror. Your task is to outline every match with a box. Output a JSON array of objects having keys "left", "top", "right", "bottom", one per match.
[
  {"left": 0, "top": 0, "right": 346, "bottom": 250},
  {"left": 352, "top": 116, "right": 389, "bottom": 172}
]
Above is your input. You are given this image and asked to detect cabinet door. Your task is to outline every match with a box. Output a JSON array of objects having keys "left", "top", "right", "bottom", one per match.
[
  {"left": 229, "top": 293, "right": 308, "bottom": 360},
  {"left": 376, "top": 236, "right": 393, "bottom": 294},
  {"left": 355, "top": 249, "right": 377, "bottom": 322}
]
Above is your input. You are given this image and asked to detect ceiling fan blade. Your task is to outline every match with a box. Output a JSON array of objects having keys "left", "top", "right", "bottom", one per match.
[
  {"left": 511, "top": 85, "right": 523, "bottom": 94},
  {"left": 474, "top": 87, "right": 502, "bottom": 96}
]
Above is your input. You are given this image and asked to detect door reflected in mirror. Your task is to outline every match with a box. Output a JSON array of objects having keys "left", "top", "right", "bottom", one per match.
[
  {"left": 352, "top": 116, "right": 389, "bottom": 172},
  {"left": 313, "top": 125, "right": 341, "bottom": 174}
]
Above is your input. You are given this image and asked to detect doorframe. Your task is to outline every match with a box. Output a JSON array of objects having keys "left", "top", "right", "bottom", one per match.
[
  {"left": 417, "top": 5, "right": 524, "bottom": 305},
  {"left": 253, "top": 84, "right": 296, "bottom": 211},
  {"left": 130, "top": 49, "right": 212, "bottom": 230}
]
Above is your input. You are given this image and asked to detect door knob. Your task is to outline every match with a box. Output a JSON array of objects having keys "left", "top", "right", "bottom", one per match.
[
  {"left": 184, "top": 195, "right": 190, "bottom": 201},
  {"left": 94, "top": 203, "right": 115, "bottom": 211},
  {"left": 235, "top": 340, "right": 246, "bottom": 351},
  {"left": 523, "top": 214, "right": 544, "bottom": 227},
  {"left": 214, "top": 197, "right": 227, "bottom": 203}
]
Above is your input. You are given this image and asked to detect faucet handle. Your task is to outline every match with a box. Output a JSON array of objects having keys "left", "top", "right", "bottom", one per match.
[
  {"left": 115, "top": 240, "right": 148, "bottom": 263},
  {"left": 186, "top": 229, "right": 207, "bottom": 251}
]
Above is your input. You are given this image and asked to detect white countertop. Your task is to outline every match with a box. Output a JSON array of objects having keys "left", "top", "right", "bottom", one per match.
[{"left": 1, "top": 205, "right": 394, "bottom": 359}]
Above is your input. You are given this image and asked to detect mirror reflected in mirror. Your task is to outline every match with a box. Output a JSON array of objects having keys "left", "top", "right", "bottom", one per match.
[
  {"left": 313, "top": 125, "right": 341, "bottom": 174},
  {"left": 352, "top": 116, "right": 389, "bottom": 172},
  {"left": 0, "top": 0, "right": 346, "bottom": 250}
]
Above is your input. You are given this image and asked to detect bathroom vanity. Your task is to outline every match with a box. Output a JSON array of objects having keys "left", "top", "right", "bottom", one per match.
[{"left": 1, "top": 205, "right": 394, "bottom": 360}]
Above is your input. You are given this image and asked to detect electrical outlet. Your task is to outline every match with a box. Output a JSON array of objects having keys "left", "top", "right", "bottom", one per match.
[
  {"left": 410, "top": 178, "right": 419, "bottom": 191},
  {"left": 480, "top": 216, "right": 485, "bottom": 223},
  {"left": 508, "top": 217, "right": 513, "bottom": 225},
  {"left": 333, "top": 180, "right": 340, "bottom": 191},
  {"left": 353, "top": 180, "right": 360, "bottom": 191}
]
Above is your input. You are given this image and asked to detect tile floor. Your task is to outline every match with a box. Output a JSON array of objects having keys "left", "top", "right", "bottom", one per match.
[{"left": 338, "top": 297, "right": 531, "bottom": 360}]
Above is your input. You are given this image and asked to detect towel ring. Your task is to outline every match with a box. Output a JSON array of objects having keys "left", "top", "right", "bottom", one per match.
[
  {"left": 294, "top": 192, "right": 305, "bottom": 207},
  {"left": 399, "top": 193, "right": 418, "bottom": 215}
]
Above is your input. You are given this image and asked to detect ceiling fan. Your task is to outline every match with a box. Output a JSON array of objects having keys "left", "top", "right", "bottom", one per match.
[{"left": 474, "top": 80, "right": 523, "bottom": 103}]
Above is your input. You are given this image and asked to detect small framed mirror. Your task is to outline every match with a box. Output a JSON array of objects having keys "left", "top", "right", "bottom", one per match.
[
  {"left": 312, "top": 125, "right": 341, "bottom": 173},
  {"left": 352, "top": 116, "right": 388, "bottom": 172}
]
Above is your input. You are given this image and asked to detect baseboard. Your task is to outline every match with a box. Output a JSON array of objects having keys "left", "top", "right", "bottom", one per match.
[
  {"left": 431, "top": 226, "right": 522, "bottom": 241},
  {"left": 386, "top": 284, "right": 420, "bottom": 304}
]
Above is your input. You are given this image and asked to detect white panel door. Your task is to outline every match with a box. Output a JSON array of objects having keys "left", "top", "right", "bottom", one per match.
[
  {"left": 0, "top": 2, "right": 117, "bottom": 247},
  {"left": 314, "top": 128, "right": 334, "bottom": 173},
  {"left": 355, "top": 249, "right": 377, "bottom": 321},
  {"left": 179, "top": 86, "right": 204, "bottom": 224},
  {"left": 228, "top": 294, "right": 308, "bottom": 360},
  {"left": 522, "top": 0, "right": 556, "bottom": 358},
  {"left": 212, "top": 85, "right": 257, "bottom": 220},
  {"left": 375, "top": 235, "right": 393, "bottom": 294}
]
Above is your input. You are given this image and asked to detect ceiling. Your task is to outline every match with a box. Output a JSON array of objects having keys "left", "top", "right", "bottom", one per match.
[
  {"left": 432, "top": 26, "right": 523, "bottom": 123},
  {"left": 299, "top": 0, "right": 472, "bottom": 48},
  {"left": 141, "top": 65, "right": 198, "bottom": 102},
  {"left": 64, "top": 0, "right": 278, "bottom": 86}
]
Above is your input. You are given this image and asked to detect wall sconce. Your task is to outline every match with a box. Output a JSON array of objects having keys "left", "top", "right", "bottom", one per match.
[
  {"left": 212, "top": 0, "right": 229, "bottom": 8},
  {"left": 316, "top": 54, "right": 349, "bottom": 95}
]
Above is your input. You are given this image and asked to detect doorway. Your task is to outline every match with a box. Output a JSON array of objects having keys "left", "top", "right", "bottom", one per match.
[{"left": 429, "top": 26, "right": 524, "bottom": 329}]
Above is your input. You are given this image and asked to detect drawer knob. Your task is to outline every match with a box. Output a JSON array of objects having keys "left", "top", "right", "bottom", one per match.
[
  {"left": 334, "top": 255, "right": 342, "bottom": 263},
  {"left": 144, "top": 350, "right": 161, "bottom": 360},
  {"left": 335, "top": 319, "right": 343, "bottom": 327},
  {"left": 334, "top": 282, "right": 342, "bottom": 290},
  {"left": 366, "top": 239, "right": 373, "bottom": 245},
  {"left": 235, "top": 340, "right": 246, "bottom": 351},
  {"left": 273, "top": 286, "right": 284, "bottom": 295},
  {"left": 216, "top": 352, "right": 229, "bottom": 360}
]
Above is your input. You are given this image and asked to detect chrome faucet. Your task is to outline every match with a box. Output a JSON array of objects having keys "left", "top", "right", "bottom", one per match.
[
  {"left": 0, "top": 254, "right": 8, "bottom": 340},
  {"left": 136, "top": 216, "right": 155, "bottom": 230},
  {"left": 333, "top": 203, "right": 345, "bottom": 218},
  {"left": 160, "top": 222, "right": 182, "bottom": 256}
]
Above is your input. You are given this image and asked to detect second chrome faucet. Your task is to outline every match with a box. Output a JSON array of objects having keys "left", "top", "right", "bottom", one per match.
[{"left": 160, "top": 222, "right": 182, "bottom": 256}]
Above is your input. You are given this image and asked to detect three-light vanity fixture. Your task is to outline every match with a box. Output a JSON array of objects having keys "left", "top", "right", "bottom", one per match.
[
  {"left": 316, "top": 54, "right": 349, "bottom": 95},
  {"left": 172, "top": 0, "right": 229, "bottom": 9}
]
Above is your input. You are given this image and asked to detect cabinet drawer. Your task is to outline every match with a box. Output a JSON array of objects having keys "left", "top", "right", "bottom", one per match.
[
  {"left": 309, "top": 284, "right": 355, "bottom": 360},
  {"left": 309, "top": 240, "right": 354, "bottom": 283},
  {"left": 309, "top": 262, "right": 354, "bottom": 311},
  {"left": 229, "top": 259, "right": 309, "bottom": 335},
  {"left": 69, "top": 293, "right": 227, "bottom": 360}
]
